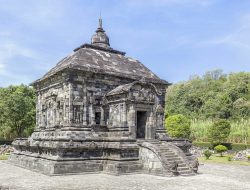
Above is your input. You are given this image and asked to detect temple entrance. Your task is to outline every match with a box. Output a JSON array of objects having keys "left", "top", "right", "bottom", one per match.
[
  {"left": 136, "top": 111, "right": 147, "bottom": 139},
  {"left": 95, "top": 112, "right": 101, "bottom": 125}
]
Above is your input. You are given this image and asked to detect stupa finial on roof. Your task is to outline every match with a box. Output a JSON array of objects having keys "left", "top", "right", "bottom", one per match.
[
  {"left": 91, "top": 16, "right": 110, "bottom": 48},
  {"left": 98, "top": 12, "right": 103, "bottom": 29}
]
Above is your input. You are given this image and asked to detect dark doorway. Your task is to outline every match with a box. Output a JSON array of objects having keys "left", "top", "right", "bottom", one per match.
[
  {"left": 95, "top": 112, "right": 101, "bottom": 125},
  {"left": 136, "top": 111, "right": 147, "bottom": 139}
]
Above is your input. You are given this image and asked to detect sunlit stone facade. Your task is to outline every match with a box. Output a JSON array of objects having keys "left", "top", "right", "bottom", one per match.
[{"left": 9, "top": 18, "right": 198, "bottom": 176}]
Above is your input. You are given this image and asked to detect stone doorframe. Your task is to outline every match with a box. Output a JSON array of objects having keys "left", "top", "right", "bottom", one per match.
[{"left": 131, "top": 104, "right": 156, "bottom": 140}]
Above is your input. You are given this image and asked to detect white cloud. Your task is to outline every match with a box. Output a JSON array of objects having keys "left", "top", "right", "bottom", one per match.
[
  {"left": 196, "top": 25, "right": 250, "bottom": 50},
  {"left": 0, "top": 42, "right": 38, "bottom": 70},
  {"left": 0, "top": 43, "right": 38, "bottom": 59},
  {"left": 0, "top": 0, "right": 67, "bottom": 27},
  {"left": 0, "top": 40, "right": 41, "bottom": 86},
  {"left": 189, "top": 12, "right": 250, "bottom": 51}
]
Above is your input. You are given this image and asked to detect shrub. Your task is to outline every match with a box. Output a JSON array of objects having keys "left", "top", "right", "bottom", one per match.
[
  {"left": 203, "top": 150, "right": 212, "bottom": 160},
  {"left": 227, "top": 156, "right": 232, "bottom": 161},
  {"left": 0, "top": 154, "right": 9, "bottom": 160},
  {"left": 247, "top": 155, "right": 250, "bottom": 162},
  {"left": 208, "top": 119, "right": 231, "bottom": 144},
  {"left": 211, "top": 142, "right": 232, "bottom": 150},
  {"left": 165, "top": 114, "right": 191, "bottom": 139},
  {"left": 214, "top": 145, "right": 228, "bottom": 157}
]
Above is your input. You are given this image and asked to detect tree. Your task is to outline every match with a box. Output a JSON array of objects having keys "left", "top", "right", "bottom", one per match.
[
  {"left": 165, "top": 114, "right": 191, "bottom": 139},
  {"left": 214, "top": 145, "right": 228, "bottom": 157},
  {"left": 208, "top": 119, "right": 231, "bottom": 145},
  {"left": 0, "top": 85, "right": 35, "bottom": 139},
  {"left": 165, "top": 71, "right": 250, "bottom": 120}
]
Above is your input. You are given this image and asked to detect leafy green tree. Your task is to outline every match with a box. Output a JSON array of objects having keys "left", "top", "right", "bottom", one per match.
[
  {"left": 165, "top": 114, "right": 191, "bottom": 139},
  {"left": 232, "top": 98, "right": 250, "bottom": 119},
  {"left": 214, "top": 145, "right": 228, "bottom": 157},
  {"left": 0, "top": 85, "right": 35, "bottom": 139},
  {"left": 165, "top": 71, "right": 250, "bottom": 120},
  {"left": 208, "top": 119, "right": 231, "bottom": 145}
]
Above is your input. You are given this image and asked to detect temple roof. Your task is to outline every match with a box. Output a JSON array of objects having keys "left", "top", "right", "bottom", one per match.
[
  {"left": 107, "top": 81, "right": 162, "bottom": 96},
  {"left": 33, "top": 19, "right": 169, "bottom": 85}
]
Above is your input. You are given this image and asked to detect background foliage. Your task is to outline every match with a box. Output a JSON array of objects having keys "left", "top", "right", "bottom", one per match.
[
  {"left": 207, "top": 119, "right": 231, "bottom": 145},
  {"left": 0, "top": 85, "right": 35, "bottom": 140},
  {"left": 165, "top": 70, "right": 250, "bottom": 144},
  {"left": 165, "top": 114, "right": 191, "bottom": 139}
]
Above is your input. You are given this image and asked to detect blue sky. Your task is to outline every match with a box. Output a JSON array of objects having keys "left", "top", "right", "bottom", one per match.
[{"left": 0, "top": 0, "right": 250, "bottom": 87}]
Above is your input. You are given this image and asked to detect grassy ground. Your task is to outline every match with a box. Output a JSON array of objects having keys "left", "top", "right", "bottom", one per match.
[
  {"left": 199, "top": 155, "right": 250, "bottom": 166},
  {"left": 0, "top": 154, "right": 9, "bottom": 160}
]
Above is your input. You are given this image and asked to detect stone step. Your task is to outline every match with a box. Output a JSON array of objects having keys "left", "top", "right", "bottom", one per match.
[
  {"left": 177, "top": 163, "right": 187, "bottom": 167},
  {"left": 163, "top": 162, "right": 187, "bottom": 168},
  {"left": 178, "top": 170, "right": 194, "bottom": 175},
  {"left": 166, "top": 158, "right": 181, "bottom": 162},
  {"left": 161, "top": 152, "right": 178, "bottom": 158},
  {"left": 178, "top": 167, "right": 192, "bottom": 171},
  {"left": 147, "top": 142, "right": 160, "bottom": 147},
  {"left": 167, "top": 160, "right": 187, "bottom": 167},
  {"left": 179, "top": 170, "right": 191, "bottom": 173},
  {"left": 178, "top": 167, "right": 191, "bottom": 171},
  {"left": 168, "top": 159, "right": 184, "bottom": 163},
  {"left": 165, "top": 161, "right": 186, "bottom": 166},
  {"left": 164, "top": 156, "right": 179, "bottom": 160},
  {"left": 160, "top": 151, "right": 173, "bottom": 154},
  {"left": 161, "top": 152, "right": 174, "bottom": 155},
  {"left": 161, "top": 152, "right": 176, "bottom": 155},
  {"left": 145, "top": 142, "right": 160, "bottom": 144},
  {"left": 163, "top": 155, "right": 177, "bottom": 158},
  {"left": 159, "top": 148, "right": 170, "bottom": 150},
  {"left": 162, "top": 154, "right": 177, "bottom": 158}
]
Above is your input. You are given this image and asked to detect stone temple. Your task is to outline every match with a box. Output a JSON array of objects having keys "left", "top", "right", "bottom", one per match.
[{"left": 9, "top": 18, "right": 198, "bottom": 176}]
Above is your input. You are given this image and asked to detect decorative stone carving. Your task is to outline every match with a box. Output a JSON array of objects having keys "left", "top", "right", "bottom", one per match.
[
  {"left": 9, "top": 18, "right": 197, "bottom": 177},
  {"left": 190, "top": 159, "right": 199, "bottom": 173}
]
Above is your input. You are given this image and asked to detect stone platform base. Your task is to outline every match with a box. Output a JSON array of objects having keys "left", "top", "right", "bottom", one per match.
[{"left": 8, "top": 153, "right": 143, "bottom": 176}]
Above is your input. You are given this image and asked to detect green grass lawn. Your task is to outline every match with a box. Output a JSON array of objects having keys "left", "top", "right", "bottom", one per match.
[
  {"left": 0, "top": 154, "right": 9, "bottom": 160},
  {"left": 199, "top": 155, "right": 250, "bottom": 166}
]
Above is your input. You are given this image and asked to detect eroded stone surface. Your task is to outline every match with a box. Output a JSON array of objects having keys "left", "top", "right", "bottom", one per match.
[{"left": 9, "top": 18, "right": 196, "bottom": 176}]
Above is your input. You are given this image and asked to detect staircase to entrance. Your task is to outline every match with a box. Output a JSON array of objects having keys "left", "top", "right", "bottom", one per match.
[{"left": 138, "top": 140, "right": 195, "bottom": 176}]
